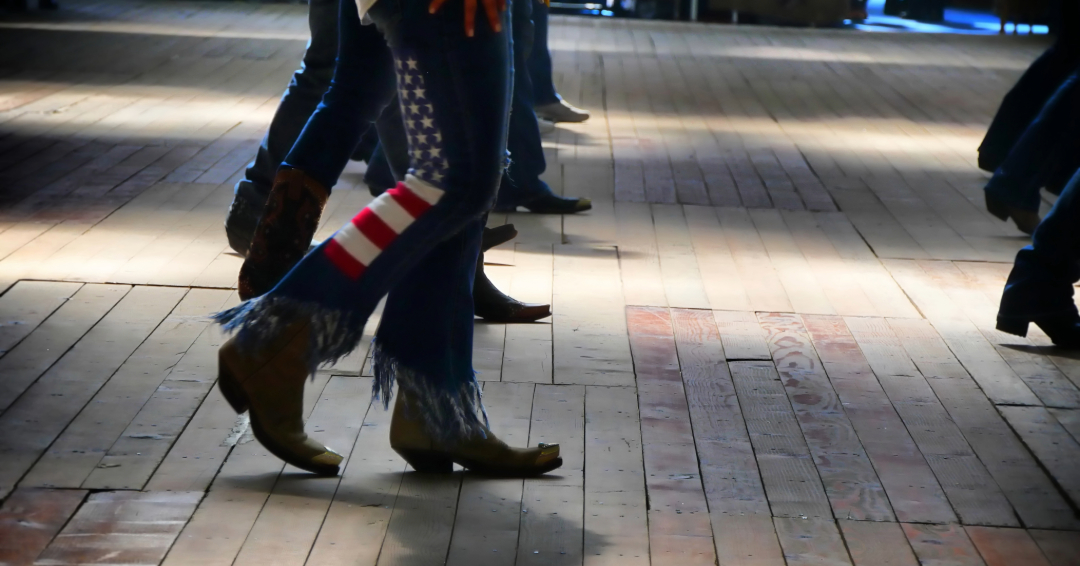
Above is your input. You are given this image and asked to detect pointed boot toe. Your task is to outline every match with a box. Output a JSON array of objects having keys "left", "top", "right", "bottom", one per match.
[{"left": 389, "top": 396, "right": 563, "bottom": 477}]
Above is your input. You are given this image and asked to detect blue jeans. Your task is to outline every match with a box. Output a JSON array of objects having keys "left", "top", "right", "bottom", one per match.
[
  {"left": 363, "top": 0, "right": 551, "bottom": 208},
  {"left": 528, "top": 0, "right": 559, "bottom": 106},
  {"left": 985, "top": 70, "right": 1080, "bottom": 212},
  {"left": 1000, "top": 166, "right": 1080, "bottom": 323},
  {"left": 495, "top": 0, "right": 553, "bottom": 208},
  {"left": 233, "top": 0, "right": 340, "bottom": 207},
  {"left": 220, "top": 0, "right": 513, "bottom": 443}
]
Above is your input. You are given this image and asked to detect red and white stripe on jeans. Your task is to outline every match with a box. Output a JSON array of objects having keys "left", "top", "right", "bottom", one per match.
[{"left": 324, "top": 175, "right": 443, "bottom": 279}]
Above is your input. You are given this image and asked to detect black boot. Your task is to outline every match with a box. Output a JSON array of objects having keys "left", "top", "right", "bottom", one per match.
[{"left": 474, "top": 255, "right": 551, "bottom": 323}]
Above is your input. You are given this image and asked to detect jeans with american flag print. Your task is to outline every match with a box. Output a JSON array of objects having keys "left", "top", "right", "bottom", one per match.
[{"left": 217, "top": 0, "right": 514, "bottom": 444}]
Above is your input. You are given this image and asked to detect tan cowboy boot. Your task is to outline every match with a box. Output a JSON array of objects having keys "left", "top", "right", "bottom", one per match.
[
  {"left": 389, "top": 394, "right": 561, "bottom": 476},
  {"left": 218, "top": 321, "right": 343, "bottom": 475}
]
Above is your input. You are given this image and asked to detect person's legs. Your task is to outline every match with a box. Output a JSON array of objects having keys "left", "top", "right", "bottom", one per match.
[
  {"left": 239, "top": 5, "right": 399, "bottom": 300},
  {"left": 225, "top": 0, "right": 339, "bottom": 256},
  {"left": 220, "top": 0, "right": 560, "bottom": 475},
  {"left": 984, "top": 70, "right": 1080, "bottom": 234},
  {"left": 494, "top": 0, "right": 590, "bottom": 214},
  {"left": 997, "top": 166, "right": 1080, "bottom": 347},
  {"left": 528, "top": 0, "right": 559, "bottom": 106}
]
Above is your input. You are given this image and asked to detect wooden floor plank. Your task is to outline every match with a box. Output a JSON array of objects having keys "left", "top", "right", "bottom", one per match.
[
  {"left": 33, "top": 491, "right": 202, "bottom": 566},
  {"left": 1030, "top": 530, "right": 1080, "bottom": 566},
  {"left": 774, "top": 517, "right": 853, "bottom": 566},
  {"left": 445, "top": 382, "right": 534, "bottom": 566},
  {"left": 517, "top": 383, "right": 585, "bottom": 566},
  {"left": 0, "top": 283, "right": 128, "bottom": 413},
  {"left": 0, "top": 285, "right": 184, "bottom": 499},
  {"left": 552, "top": 245, "right": 633, "bottom": 386},
  {"left": 903, "top": 523, "right": 987, "bottom": 566},
  {"left": 502, "top": 244, "right": 553, "bottom": 384},
  {"left": 626, "top": 307, "right": 716, "bottom": 566},
  {"left": 671, "top": 309, "right": 784, "bottom": 566},
  {"left": 0, "top": 488, "right": 87, "bottom": 566},
  {"left": 966, "top": 527, "right": 1053, "bottom": 566},
  {"left": 839, "top": 520, "right": 919, "bottom": 566},
  {"left": 888, "top": 318, "right": 1080, "bottom": 530},
  {"left": 22, "top": 288, "right": 230, "bottom": 490},
  {"left": 160, "top": 374, "right": 331, "bottom": 566},
  {"left": 0, "top": 281, "right": 82, "bottom": 358},
  {"left": 999, "top": 406, "right": 1080, "bottom": 507}
]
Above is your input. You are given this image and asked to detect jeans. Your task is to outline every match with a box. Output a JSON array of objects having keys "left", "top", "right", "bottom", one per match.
[
  {"left": 979, "top": 0, "right": 1080, "bottom": 173},
  {"left": 984, "top": 70, "right": 1080, "bottom": 212},
  {"left": 221, "top": 0, "right": 513, "bottom": 443},
  {"left": 1000, "top": 167, "right": 1080, "bottom": 322},
  {"left": 495, "top": 0, "right": 553, "bottom": 208},
  {"left": 528, "top": 0, "right": 560, "bottom": 106},
  {"left": 364, "top": 0, "right": 551, "bottom": 209},
  {"left": 233, "top": 0, "right": 340, "bottom": 208}
]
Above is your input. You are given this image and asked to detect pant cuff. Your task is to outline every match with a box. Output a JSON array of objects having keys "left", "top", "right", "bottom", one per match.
[{"left": 371, "top": 341, "right": 488, "bottom": 445}]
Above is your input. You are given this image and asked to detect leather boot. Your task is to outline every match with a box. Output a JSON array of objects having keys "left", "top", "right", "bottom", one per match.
[
  {"left": 218, "top": 321, "right": 343, "bottom": 474},
  {"left": 997, "top": 249, "right": 1080, "bottom": 348},
  {"left": 985, "top": 193, "right": 1041, "bottom": 235},
  {"left": 389, "top": 394, "right": 561, "bottom": 476},
  {"left": 474, "top": 255, "right": 551, "bottom": 323},
  {"left": 238, "top": 168, "right": 329, "bottom": 300}
]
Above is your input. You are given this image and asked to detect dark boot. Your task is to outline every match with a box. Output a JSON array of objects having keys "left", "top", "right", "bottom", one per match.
[
  {"left": 473, "top": 255, "right": 551, "bottom": 323},
  {"left": 238, "top": 168, "right": 329, "bottom": 300},
  {"left": 997, "top": 248, "right": 1080, "bottom": 348}
]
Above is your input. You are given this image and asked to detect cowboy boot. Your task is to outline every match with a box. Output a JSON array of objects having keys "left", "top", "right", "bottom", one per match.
[
  {"left": 218, "top": 321, "right": 343, "bottom": 474},
  {"left": 389, "top": 394, "right": 561, "bottom": 476},
  {"left": 238, "top": 168, "right": 329, "bottom": 300}
]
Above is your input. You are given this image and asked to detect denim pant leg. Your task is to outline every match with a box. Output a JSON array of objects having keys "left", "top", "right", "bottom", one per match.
[
  {"left": 528, "top": 0, "right": 560, "bottom": 106},
  {"left": 495, "top": 0, "right": 553, "bottom": 208},
  {"left": 219, "top": 0, "right": 512, "bottom": 443},
  {"left": 364, "top": 96, "right": 412, "bottom": 194},
  {"left": 1000, "top": 167, "right": 1080, "bottom": 321},
  {"left": 282, "top": 0, "right": 398, "bottom": 190},
  {"left": 985, "top": 71, "right": 1080, "bottom": 213},
  {"left": 233, "top": 0, "right": 338, "bottom": 205}
]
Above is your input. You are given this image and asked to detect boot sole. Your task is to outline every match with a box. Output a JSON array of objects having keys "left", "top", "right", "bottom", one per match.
[
  {"left": 218, "top": 362, "right": 340, "bottom": 476},
  {"left": 996, "top": 318, "right": 1029, "bottom": 338},
  {"left": 393, "top": 447, "right": 563, "bottom": 477}
]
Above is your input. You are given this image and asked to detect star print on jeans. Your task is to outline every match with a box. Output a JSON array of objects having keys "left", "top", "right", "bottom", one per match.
[{"left": 396, "top": 56, "right": 449, "bottom": 188}]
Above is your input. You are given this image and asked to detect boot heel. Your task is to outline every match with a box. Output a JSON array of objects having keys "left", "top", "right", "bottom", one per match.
[
  {"left": 996, "top": 318, "right": 1029, "bottom": 338},
  {"left": 393, "top": 448, "right": 454, "bottom": 474},
  {"left": 217, "top": 363, "right": 250, "bottom": 414}
]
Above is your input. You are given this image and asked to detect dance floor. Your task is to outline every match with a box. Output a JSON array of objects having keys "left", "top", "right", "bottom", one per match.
[{"left": 2, "top": 1, "right": 1079, "bottom": 564}]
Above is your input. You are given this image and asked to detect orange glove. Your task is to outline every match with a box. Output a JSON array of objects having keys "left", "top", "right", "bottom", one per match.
[{"left": 429, "top": 0, "right": 506, "bottom": 37}]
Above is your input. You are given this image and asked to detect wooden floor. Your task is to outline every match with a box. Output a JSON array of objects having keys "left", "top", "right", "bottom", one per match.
[{"left": 2, "top": 1, "right": 1079, "bottom": 564}]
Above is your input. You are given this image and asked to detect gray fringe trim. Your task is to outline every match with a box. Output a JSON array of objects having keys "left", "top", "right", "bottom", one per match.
[
  {"left": 212, "top": 295, "right": 368, "bottom": 373},
  {"left": 371, "top": 342, "right": 489, "bottom": 445}
]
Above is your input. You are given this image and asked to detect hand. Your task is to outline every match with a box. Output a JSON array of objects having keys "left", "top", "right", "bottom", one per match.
[{"left": 429, "top": 0, "right": 505, "bottom": 37}]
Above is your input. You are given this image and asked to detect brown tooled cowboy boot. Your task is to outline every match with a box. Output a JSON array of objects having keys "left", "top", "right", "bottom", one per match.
[
  {"left": 238, "top": 168, "right": 329, "bottom": 300},
  {"left": 217, "top": 321, "right": 343, "bottom": 475},
  {"left": 388, "top": 393, "right": 561, "bottom": 476}
]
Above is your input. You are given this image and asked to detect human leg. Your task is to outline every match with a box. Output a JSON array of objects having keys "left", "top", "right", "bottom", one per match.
[
  {"left": 225, "top": 0, "right": 339, "bottom": 256},
  {"left": 494, "top": 0, "right": 590, "bottom": 214},
  {"left": 984, "top": 70, "right": 1080, "bottom": 234},
  {"left": 219, "top": 0, "right": 561, "bottom": 474},
  {"left": 997, "top": 166, "right": 1080, "bottom": 347}
]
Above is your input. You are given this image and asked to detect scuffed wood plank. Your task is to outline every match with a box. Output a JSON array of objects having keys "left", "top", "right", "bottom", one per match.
[
  {"left": 774, "top": 517, "right": 853, "bottom": 566},
  {"left": 626, "top": 307, "right": 716, "bottom": 566},
  {"left": 671, "top": 308, "right": 783, "bottom": 566},
  {"left": 758, "top": 312, "right": 893, "bottom": 522},
  {"left": 903, "top": 523, "right": 986, "bottom": 566},
  {"left": 999, "top": 406, "right": 1080, "bottom": 506},
  {"left": 713, "top": 310, "right": 771, "bottom": 360},
  {"left": 0, "top": 488, "right": 87, "bottom": 566},
  {"left": 0, "top": 281, "right": 82, "bottom": 357},
  {"left": 1030, "top": 530, "right": 1080, "bottom": 566},
  {"left": 34, "top": 491, "right": 202, "bottom": 566}
]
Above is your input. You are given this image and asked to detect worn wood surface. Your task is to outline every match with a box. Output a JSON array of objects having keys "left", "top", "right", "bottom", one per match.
[{"left": 2, "top": 2, "right": 1078, "bottom": 564}]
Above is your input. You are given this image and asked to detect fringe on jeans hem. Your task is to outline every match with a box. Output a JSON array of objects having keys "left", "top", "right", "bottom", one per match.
[
  {"left": 212, "top": 295, "right": 368, "bottom": 373},
  {"left": 371, "top": 342, "right": 488, "bottom": 445}
]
